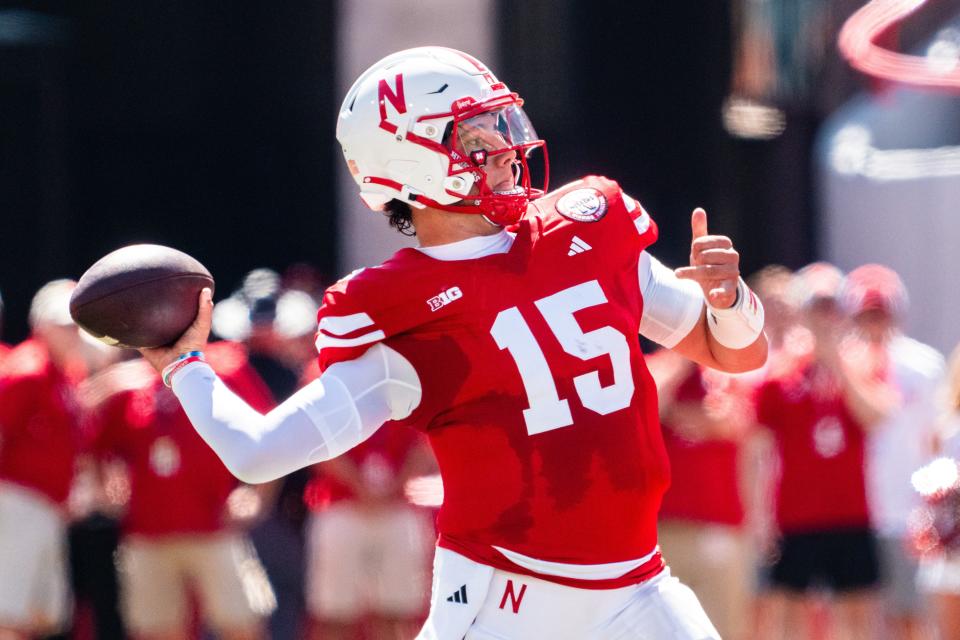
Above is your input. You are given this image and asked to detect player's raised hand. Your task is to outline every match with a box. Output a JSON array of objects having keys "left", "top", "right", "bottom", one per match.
[
  {"left": 139, "top": 288, "right": 214, "bottom": 373},
  {"left": 674, "top": 208, "right": 740, "bottom": 309}
]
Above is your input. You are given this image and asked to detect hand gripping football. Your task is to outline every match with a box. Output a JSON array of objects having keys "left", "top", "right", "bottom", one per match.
[{"left": 70, "top": 244, "right": 214, "bottom": 348}]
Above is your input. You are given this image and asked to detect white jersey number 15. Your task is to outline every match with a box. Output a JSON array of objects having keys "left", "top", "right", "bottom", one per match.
[{"left": 490, "top": 280, "right": 635, "bottom": 435}]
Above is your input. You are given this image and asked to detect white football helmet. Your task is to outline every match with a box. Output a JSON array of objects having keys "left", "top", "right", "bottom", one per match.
[{"left": 336, "top": 46, "right": 548, "bottom": 226}]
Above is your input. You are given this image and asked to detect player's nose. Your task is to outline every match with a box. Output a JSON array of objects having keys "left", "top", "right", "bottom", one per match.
[{"left": 488, "top": 146, "right": 517, "bottom": 169}]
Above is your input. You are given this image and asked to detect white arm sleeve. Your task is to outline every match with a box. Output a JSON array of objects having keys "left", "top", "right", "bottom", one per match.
[
  {"left": 638, "top": 251, "right": 705, "bottom": 348},
  {"left": 169, "top": 343, "right": 422, "bottom": 484}
]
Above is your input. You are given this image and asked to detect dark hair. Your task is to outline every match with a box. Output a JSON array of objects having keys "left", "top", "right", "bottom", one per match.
[{"left": 384, "top": 199, "right": 415, "bottom": 236}]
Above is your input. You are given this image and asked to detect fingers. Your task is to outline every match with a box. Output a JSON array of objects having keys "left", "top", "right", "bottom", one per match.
[
  {"left": 173, "top": 288, "right": 212, "bottom": 350},
  {"left": 691, "top": 236, "right": 733, "bottom": 253},
  {"left": 197, "top": 288, "right": 214, "bottom": 323},
  {"left": 685, "top": 208, "right": 741, "bottom": 309},
  {"left": 675, "top": 261, "right": 740, "bottom": 310},
  {"left": 691, "top": 208, "right": 708, "bottom": 240},
  {"left": 185, "top": 288, "right": 214, "bottom": 339},
  {"left": 689, "top": 235, "right": 734, "bottom": 266},
  {"left": 694, "top": 247, "right": 739, "bottom": 266},
  {"left": 707, "top": 280, "right": 737, "bottom": 305},
  {"left": 675, "top": 264, "right": 740, "bottom": 282}
]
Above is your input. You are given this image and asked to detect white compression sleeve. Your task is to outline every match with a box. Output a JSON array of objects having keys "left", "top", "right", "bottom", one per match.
[
  {"left": 169, "top": 343, "right": 422, "bottom": 484},
  {"left": 638, "top": 251, "right": 705, "bottom": 348}
]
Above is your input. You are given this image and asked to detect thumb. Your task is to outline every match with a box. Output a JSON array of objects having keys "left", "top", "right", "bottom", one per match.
[
  {"left": 180, "top": 287, "right": 213, "bottom": 342},
  {"left": 196, "top": 287, "right": 213, "bottom": 328},
  {"left": 691, "top": 207, "right": 708, "bottom": 240}
]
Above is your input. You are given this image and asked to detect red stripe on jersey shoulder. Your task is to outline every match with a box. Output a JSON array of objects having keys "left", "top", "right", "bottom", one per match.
[{"left": 317, "top": 269, "right": 388, "bottom": 371}]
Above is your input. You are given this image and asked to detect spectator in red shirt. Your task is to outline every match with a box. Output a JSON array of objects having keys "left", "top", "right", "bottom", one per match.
[
  {"left": 303, "top": 424, "right": 436, "bottom": 640},
  {"left": 755, "top": 263, "right": 887, "bottom": 640},
  {"left": 651, "top": 350, "right": 755, "bottom": 640},
  {"left": 84, "top": 342, "right": 278, "bottom": 640},
  {"left": 0, "top": 279, "right": 87, "bottom": 639}
]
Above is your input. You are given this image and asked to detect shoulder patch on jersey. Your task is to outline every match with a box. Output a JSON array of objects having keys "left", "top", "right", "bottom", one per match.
[{"left": 555, "top": 188, "right": 608, "bottom": 222}]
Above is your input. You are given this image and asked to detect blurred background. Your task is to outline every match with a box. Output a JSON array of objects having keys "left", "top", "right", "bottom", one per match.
[
  {"left": 1, "top": 0, "right": 958, "bottom": 352},
  {"left": 4, "top": 3, "right": 960, "bottom": 640}
]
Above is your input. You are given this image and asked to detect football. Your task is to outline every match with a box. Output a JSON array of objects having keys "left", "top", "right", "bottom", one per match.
[{"left": 70, "top": 244, "right": 214, "bottom": 348}]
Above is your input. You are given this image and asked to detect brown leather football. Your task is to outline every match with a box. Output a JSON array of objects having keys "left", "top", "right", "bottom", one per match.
[{"left": 70, "top": 244, "right": 214, "bottom": 348}]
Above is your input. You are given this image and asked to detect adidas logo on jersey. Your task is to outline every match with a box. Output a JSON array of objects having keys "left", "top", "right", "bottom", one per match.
[
  {"left": 567, "top": 236, "right": 592, "bottom": 256},
  {"left": 446, "top": 584, "right": 468, "bottom": 604},
  {"left": 427, "top": 286, "right": 463, "bottom": 312}
]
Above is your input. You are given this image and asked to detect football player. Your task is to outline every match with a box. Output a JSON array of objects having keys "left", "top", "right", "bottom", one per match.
[
  {"left": 0, "top": 280, "right": 85, "bottom": 639},
  {"left": 141, "top": 47, "right": 767, "bottom": 639}
]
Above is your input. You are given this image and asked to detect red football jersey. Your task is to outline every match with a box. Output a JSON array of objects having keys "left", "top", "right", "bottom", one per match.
[
  {"left": 317, "top": 176, "right": 670, "bottom": 581},
  {"left": 0, "top": 339, "right": 83, "bottom": 505},
  {"left": 88, "top": 342, "right": 276, "bottom": 536},
  {"left": 755, "top": 363, "right": 871, "bottom": 533}
]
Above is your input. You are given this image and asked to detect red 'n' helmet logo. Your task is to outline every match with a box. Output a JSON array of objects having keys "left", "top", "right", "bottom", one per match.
[{"left": 378, "top": 73, "right": 406, "bottom": 134}]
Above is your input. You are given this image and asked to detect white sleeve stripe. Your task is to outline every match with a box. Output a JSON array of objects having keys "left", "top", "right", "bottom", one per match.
[
  {"left": 318, "top": 312, "right": 376, "bottom": 336},
  {"left": 315, "top": 329, "right": 386, "bottom": 350},
  {"left": 633, "top": 213, "right": 651, "bottom": 234}
]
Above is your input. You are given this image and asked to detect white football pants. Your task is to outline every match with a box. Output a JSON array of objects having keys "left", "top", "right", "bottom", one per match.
[{"left": 417, "top": 547, "right": 721, "bottom": 640}]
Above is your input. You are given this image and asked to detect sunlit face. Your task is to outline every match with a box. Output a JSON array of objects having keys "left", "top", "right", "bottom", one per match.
[{"left": 447, "top": 109, "right": 523, "bottom": 195}]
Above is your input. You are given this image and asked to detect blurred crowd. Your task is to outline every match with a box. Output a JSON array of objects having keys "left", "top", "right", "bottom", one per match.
[
  {"left": 0, "top": 266, "right": 437, "bottom": 640},
  {"left": 3, "top": 259, "right": 960, "bottom": 640},
  {"left": 650, "top": 262, "right": 960, "bottom": 640}
]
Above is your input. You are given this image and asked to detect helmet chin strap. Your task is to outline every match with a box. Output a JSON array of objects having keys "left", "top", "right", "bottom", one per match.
[
  {"left": 409, "top": 191, "right": 530, "bottom": 226},
  {"left": 416, "top": 195, "right": 530, "bottom": 227}
]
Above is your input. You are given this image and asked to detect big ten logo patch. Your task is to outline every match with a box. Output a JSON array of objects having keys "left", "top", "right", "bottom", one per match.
[
  {"left": 427, "top": 286, "right": 463, "bottom": 312},
  {"left": 498, "top": 579, "right": 527, "bottom": 614}
]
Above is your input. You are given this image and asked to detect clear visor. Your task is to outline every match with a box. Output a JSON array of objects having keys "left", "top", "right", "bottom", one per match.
[{"left": 446, "top": 104, "right": 539, "bottom": 162}]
